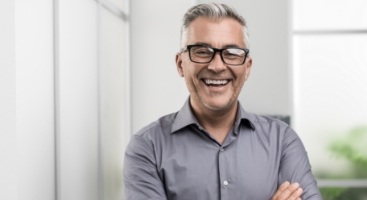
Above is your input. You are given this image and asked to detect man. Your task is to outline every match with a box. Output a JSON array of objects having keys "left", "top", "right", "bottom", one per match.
[{"left": 124, "top": 3, "right": 322, "bottom": 200}]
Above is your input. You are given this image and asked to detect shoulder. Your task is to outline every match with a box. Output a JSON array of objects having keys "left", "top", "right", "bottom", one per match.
[
  {"left": 245, "top": 113, "right": 300, "bottom": 145},
  {"left": 135, "top": 112, "right": 177, "bottom": 138},
  {"left": 247, "top": 113, "right": 292, "bottom": 133},
  {"left": 127, "top": 112, "right": 178, "bottom": 151}
]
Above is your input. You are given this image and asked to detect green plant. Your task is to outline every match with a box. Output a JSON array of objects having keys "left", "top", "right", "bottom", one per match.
[
  {"left": 319, "top": 187, "right": 347, "bottom": 200},
  {"left": 329, "top": 126, "right": 367, "bottom": 170},
  {"left": 320, "top": 126, "right": 367, "bottom": 200}
]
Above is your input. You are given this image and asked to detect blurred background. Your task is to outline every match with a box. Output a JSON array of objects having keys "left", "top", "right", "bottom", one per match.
[{"left": 1, "top": 0, "right": 366, "bottom": 199}]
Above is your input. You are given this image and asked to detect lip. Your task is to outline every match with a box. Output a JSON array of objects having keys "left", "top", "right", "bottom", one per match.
[
  {"left": 203, "top": 79, "right": 230, "bottom": 86},
  {"left": 201, "top": 79, "right": 231, "bottom": 93}
]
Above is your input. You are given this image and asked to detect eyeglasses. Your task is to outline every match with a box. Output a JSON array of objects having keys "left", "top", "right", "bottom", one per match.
[{"left": 182, "top": 44, "right": 250, "bottom": 66}]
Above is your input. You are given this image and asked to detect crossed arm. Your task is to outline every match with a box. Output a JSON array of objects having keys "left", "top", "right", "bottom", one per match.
[
  {"left": 272, "top": 181, "right": 303, "bottom": 200},
  {"left": 124, "top": 153, "right": 303, "bottom": 200},
  {"left": 123, "top": 128, "right": 321, "bottom": 200}
]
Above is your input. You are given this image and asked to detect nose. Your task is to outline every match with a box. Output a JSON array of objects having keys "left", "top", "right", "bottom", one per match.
[{"left": 207, "top": 52, "right": 226, "bottom": 72}]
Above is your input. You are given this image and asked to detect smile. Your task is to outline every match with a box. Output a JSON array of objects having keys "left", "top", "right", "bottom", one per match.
[{"left": 203, "top": 79, "right": 229, "bottom": 86}]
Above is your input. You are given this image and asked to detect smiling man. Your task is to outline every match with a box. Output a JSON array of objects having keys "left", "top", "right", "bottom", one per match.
[{"left": 124, "top": 3, "right": 322, "bottom": 200}]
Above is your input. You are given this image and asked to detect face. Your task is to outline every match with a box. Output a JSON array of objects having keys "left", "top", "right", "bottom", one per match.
[{"left": 176, "top": 17, "right": 252, "bottom": 114}]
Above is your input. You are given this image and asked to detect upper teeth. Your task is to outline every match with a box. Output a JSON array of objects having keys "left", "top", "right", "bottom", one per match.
[{"left": 205, "top": 79, "right": 228, "bottom": 85}]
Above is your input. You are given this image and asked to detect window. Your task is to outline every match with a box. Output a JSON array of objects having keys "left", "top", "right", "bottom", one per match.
[{"left": 292, "top": 0, "right": 367, "bottom": 199}]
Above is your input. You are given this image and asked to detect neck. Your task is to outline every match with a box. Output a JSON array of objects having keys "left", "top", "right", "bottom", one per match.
[{"left": 192, "top": 101, "right": 238, "bottom": 144}]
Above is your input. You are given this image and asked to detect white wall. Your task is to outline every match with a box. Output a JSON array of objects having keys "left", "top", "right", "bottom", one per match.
[
  {"left": 0, "top": 1, "right": 17, "bottom": 200},
  {"left": 131, "top": 0, "right": 195, "bottom": 133},
  {"left": 0, "top": 0, "right": 129, "bottom": 200},
  {"left": 57, "top": 1, "right": 129, "bottom": 199},
  {"left": 99, "top": 5, "right": 128, "bottom": 200},
  {"left": 131, "top": 0, "right": 291, "bottom": 133},
  {"left": 15, "top": 1, "right": 56, "bottom": 199},
  {"left": 57, "top": 1, "right": 99, "bottom": 199}
]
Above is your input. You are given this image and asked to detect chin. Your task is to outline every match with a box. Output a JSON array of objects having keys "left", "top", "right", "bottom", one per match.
[{"left": 203, "top": 99, "right": 233, "bottom": 111}]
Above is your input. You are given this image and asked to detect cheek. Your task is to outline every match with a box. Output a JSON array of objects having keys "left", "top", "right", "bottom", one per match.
[
  {"left": 234, "top": 68, "right": 248, "bottom": 82},
  {"left": 182, "top": 65, "right": 197, "bottom": 84},
  {"left": 232, "top": 69, "right": 248, "bottom": 92},
  {"left": 183, "top": 63, "right": 200, "bottom": 79}
]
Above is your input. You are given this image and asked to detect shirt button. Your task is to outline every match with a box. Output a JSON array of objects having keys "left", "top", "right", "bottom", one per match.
[
  {"left": 220, "top": 148, "right": 224, "bottom": 152},
  {"left": 223, "top": 181, "right": 229, "bottom": 186}
]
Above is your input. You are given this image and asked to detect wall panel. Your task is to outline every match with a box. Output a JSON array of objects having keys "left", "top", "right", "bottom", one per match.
[
  {"left": 99, "top": 5, "right": 127, "bottom": 200},
  {"left": 15, "top": 0, "right": 55, "bottom": 199},
  {"left": 0, "top": 1, "right": 17, "bottom": 200},
  {"left": 57, "top": 0, "right": 99, "bottom": 199}
]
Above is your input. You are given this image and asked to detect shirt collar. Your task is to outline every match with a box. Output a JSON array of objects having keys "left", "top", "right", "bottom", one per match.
[
  {"left": 171, "top": 98, "right": 199, "bottom": 133},
  {"left": 171, "top": 97, "right": 255, "bottom": 134},
  {"left": 233, "top": 102, "right": 256, "bottom": 134}
]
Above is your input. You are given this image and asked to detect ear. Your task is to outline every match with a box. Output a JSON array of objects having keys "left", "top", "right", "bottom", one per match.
[
  {"left": 176, "top": 53, "right": 184, "bottom": 77},
  {"left": 245, "top": 56, "right": 253, "bottom": 80}
]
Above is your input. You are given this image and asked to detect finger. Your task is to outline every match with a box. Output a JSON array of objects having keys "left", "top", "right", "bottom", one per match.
[
  {"left": 289, "top": 188, "right": 303, "bottom": 200},
  {"left": 275, "top": 182, "right": 300, "bottom": 200},
  {"left": 271, "top": 181, "right": 290, "bottom": 200}
]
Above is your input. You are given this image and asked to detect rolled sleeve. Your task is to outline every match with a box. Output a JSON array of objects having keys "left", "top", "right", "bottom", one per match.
[{"left": 279, "top": 128, "right": 323, "bottom": 200}]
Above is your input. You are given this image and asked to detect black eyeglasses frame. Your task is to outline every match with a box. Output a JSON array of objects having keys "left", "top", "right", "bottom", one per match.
[{"left": 182, "top": 44, "right": 250, "bottom": 66}]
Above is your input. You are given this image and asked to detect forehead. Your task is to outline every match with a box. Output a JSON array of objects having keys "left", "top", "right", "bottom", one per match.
[{"left": 186, "top": 17, "right": 246, "bottom": 48}]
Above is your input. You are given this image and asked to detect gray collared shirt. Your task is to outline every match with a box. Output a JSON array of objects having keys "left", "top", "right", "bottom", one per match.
[{"left": 123, "top": 99, "right": 322, "bottom": 200}]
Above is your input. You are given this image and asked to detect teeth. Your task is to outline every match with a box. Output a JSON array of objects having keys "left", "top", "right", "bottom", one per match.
[{"left": 204, "top": 79, "right": 228, "bottom": 85}]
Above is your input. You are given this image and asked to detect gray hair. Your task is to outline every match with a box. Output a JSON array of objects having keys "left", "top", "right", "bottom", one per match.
[{"left": 180, "top": 3, "right": 249, "bottom": 50}]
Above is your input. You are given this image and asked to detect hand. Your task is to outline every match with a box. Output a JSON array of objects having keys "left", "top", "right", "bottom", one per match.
[{"left": 271, "top": 181, "right": 303, "bottom": 200}]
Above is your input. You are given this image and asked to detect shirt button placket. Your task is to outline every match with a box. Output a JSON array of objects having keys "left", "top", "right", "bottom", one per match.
[{"left": 218, "top": 146, "right": 229, "bottom": 199}]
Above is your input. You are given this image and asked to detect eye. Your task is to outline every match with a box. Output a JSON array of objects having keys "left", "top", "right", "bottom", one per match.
[
  {"left": 223, "top": 48, "right": 245, "bottom": 59},
  {"left": 192, "top": 47, "right": 213, "bottom": 57}
]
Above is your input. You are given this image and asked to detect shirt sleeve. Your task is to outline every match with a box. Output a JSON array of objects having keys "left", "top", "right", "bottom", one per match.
[
  {"left": 279, "top": 127, "right": 323, "bottom": 200},
  {"left": 123, "top": 134, "right": 167, "bottom": 200}
]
